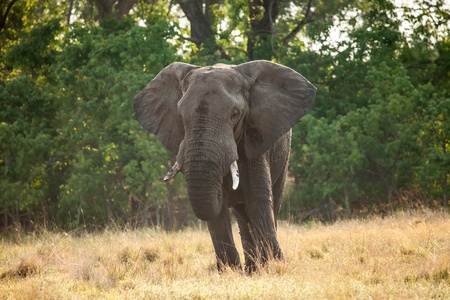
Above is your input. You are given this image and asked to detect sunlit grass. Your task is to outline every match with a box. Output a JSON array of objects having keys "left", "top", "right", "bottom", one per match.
[{"left": 1, "top": 210, "right": 449, "bottom": 299}]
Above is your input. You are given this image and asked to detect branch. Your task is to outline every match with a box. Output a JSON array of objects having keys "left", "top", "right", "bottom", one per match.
[
  {"left": 0, "top": 0, "right": 19, "bottom": 32},
  {"left": 296, "top": 198, "right": 338, "bottom": 224},
  {"left": 269, "top": 0, "right": 279, "bottom": 60},
  {"left": 178, "top": 34, "right": 201, "bottom": 44},
  {"left": 281, "top": 0, "right": 314, "bottom": 45},
  {"left": 66, "top": 0, "right": 74, "bottom": 26},
  {"left": 115, "top": 0, "right": 138, "bottom": 20},
  {"left": 175, "top": 0, "right": 214, "bottom": 45}
]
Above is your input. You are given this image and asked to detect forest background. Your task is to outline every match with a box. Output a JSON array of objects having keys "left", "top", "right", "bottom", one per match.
[{"left": 0, "top": 0, "right": 448, "bottom": 231}]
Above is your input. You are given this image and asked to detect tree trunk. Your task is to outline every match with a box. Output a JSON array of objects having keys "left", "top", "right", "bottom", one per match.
[
  {"left": 94, "top": 0, "right": 137, "bottom": 21},
  {"left": 106, "top": 196, "right": 112, "bottom": 227},
  {"left": 205, "top": 0, "right": 222, "bottom": 24},
  {"left": 343, "top": 187, "right": 350, "bottom": 219},
  {"left": 66, "top": 0, "right": 74, "bottom": 25},
  {"left": 387, "top": 187, "right": 393, "bottom": 211},
  {"left": 105, "top": 186, "right": 113, "bottom": 227},
  {"left": 154, "top": 196, "right": 161, "bottom": 230},
  {"left": 94, "top": 0, "right": 114, "bottom": 20},
  {"left": 328, "top": 196, "right": 337, "bottom": 223},
  {"left": 141, "top": 183, "right": 151, "bottom": 227},
  {"left": 387, "top": 162, "right": 396, "bottom": 212},
  {"left": 140, "top": 199, "right": 148, "bottom": 227},
  {"left": 247, "top": 0, "right": 279, "bottom": 60},
  {"left": 76, "top": 197, "right": 82, "bottom": 227},
  {"left": 176, "top": 0, "right": 230, "bottom": 58},
  {"left": 130, "top": 194, "right": 139, "bottom": 225},
  {"left": 114, "top": 0, "right": 138, "bottom": 20},
  {"left": 444, "top": 172, "right": 448, "bottom": 213},
  {"left": 176, "top": 0, "right": 214, "bottom": 46},
  {"left": 0, "top": 0, "right": 18, "bottom": 32},
  {"left": 15, "top": 188, "right": 20, "bottom": 224},
  {"left": 443, "top": 138, "right": 448, "bottom": 213},
  {"left": 78, "top": 177, "right": 84, "bottom": 227},
  {"left": 4, "top": 207, "right": 9, "bottom": 229}
]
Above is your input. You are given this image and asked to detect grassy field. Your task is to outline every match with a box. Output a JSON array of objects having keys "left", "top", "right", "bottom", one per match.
[{"left": 0, "top": 210, "right": 449, "bottom": 299}]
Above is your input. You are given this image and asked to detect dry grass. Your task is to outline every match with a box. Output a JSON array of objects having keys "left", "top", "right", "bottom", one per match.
[{"left": 0, "top": 210, "right": 449, "bottom": 299}]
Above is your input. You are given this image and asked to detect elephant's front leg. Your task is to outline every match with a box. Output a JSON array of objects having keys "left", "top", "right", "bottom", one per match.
[
  {"left": 246, "top": 198, "right": 283, "bottom": 263},
  {"left": 206, "top": 193, "right": 241, "bottom": 271},
  {"left": 233, "top": 204, "right": 259, "bottom": 273},
  {"left": 245, "top": 156, "right": 283, "bottom": 263}
]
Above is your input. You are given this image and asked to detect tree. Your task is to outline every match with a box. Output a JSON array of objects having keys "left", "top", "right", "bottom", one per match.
[
  {"left": 1, "top": 0, "right": 449, "bottom": 229},
  {"left": 290, "top": 114, "right": 363, "bottom": 219},
  {"left": 0, "top": 0, "right": 19, "bottom": 32},
  {"left": 176, "top": 0, "right": 215, "bottom": 46},
  {"left": 413, "top": 84, "right": 449, "bottom": 211},
  {"left": 94, "top": 0, "right": 138, "bottom": 20},
  {"left": 0, "top": 77, "right": 59, "bottom": 228},
  {"left": 52, "top": 17, "right": 181, "bottom": 227},
  {"left": 288, "top": 0, "right": 449, "bottom": 218}
]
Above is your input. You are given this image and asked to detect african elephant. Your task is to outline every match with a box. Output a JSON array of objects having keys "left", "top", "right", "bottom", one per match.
[{"left": 133, "top": 60, "right": 316, "bottom": 272}]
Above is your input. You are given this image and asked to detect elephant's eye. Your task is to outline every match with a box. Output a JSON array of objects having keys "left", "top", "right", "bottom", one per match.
[{"left": 231, "top": 108, "right": 239, "bottom": 120}]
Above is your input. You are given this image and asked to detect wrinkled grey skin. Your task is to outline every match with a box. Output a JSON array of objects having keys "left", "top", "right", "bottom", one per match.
[{"left": 134, "top": 60, "right": 316, "bottom": 272}]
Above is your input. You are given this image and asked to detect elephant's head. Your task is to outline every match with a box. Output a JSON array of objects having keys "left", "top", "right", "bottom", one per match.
[{"left": 134, "top": 61, "right": 316, "bottom": 221}]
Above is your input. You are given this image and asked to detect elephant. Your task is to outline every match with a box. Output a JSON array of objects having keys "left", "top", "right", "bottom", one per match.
[{"left": 133, "top": 60, "right": 316, "bottom": 272}]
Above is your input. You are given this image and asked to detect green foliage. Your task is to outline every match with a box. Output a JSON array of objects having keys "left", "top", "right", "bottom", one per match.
[
  {"left": 4, "top": 18, "right": 62, "bottom": 77},
  {"left": 288, "top": 0, "right": 449, "bottom": 217},
  {"left": 1, "top": 13, "right": 181, "bottom": 228},
  {"left": 52, "top": 17, "right": 181, "bottom": 227},
  {"left": 0, "top": 0, "right": 448, "bottom": 229}
]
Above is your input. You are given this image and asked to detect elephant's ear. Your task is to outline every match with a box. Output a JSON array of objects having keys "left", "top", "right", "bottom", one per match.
[
  {"left": 235, "top": 60, "right": 316, "bottom": 159},
  {"left": 133, "top": 62, "right": 199, "bottom": 154}
]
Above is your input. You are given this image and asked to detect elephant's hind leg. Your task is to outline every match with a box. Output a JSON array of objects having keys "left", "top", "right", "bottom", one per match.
[{"left": 271, "top": 153, "right": 290, "bottom": 228}]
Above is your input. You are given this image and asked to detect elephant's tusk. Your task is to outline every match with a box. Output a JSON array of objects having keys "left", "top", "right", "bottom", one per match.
[
  {"left": 164, "top": 162, "right": 180, "bottom": 181},
  {"left": 230, "top": 161, "right": 239, "bottom": 190}
]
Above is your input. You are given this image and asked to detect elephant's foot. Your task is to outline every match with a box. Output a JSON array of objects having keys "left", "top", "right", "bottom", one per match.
[
  {"left": 244, "top": 258, "right": 259, "bottom": 274},
  {"left": 215, "top": 245, "right": 242, "bottom": 273},
  {"left": 216, "top": 251, "right": 242, "bottom": 273},
  {"left": 272, "top": 245, "right": 284, "bottom": 261},
  {"left": 242, "top": 240, "right": 284, "bottom": 274}
]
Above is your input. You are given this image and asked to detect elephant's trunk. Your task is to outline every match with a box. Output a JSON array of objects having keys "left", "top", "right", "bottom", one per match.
[
  {"left": 179, "top": 134, "right": 237, "bottom": 221},
  {"left": 186, "top": 178, "right": 222, "bottom": 221},
  {"left": 184, "top": 160, "right": 223, "bottom": 221}
]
